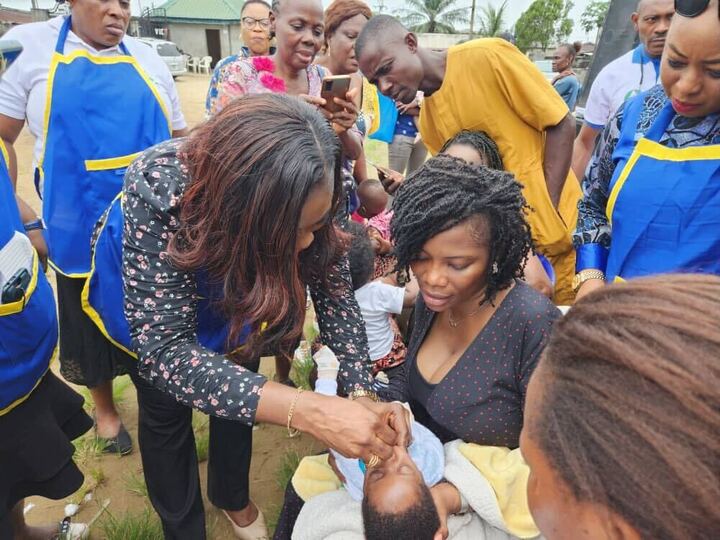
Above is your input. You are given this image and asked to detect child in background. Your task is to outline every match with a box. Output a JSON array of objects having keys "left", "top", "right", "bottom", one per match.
[
  {"left": 346, "top": 221, "right": 416, "bottom": 378},
  {"left": 355, "top": 179, "right": 396, "bottom": 279}
]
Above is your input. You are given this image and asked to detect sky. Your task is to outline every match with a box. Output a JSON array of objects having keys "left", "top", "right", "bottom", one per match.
[{"left": 1, "top": 0, "right": 596, "bottom": 41}]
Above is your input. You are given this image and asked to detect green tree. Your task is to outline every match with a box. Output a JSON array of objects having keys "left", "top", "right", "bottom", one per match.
[
  {"left": 474, "top": 0, "right": 509, "bottom": 37},
  {"left": 555, "top": 0, "right": 575, "bottom": 44},
  {"left": 580, "top": 0, "right": 610, "bottom": 42},
  {"left": 514, "top": 0, "right": 563, "bottom": 51},
  {"left": 399, "top": 0, "right": 469, "bottom": 33}
]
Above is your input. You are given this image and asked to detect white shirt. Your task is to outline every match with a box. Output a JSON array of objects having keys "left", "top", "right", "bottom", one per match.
[
  {"left": 0, "top": 16, "right": 187, "bottom": 165},
  {"left": 354, "top": 281, "right": 404, "bottom": 361},
  {"left": 583, "top": 45, "right": 661, "bottom": 130}
]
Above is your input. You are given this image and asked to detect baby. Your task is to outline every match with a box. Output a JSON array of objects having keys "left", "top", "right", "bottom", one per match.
[
  {"left": 314, "top": 346, "right": 444, "bottom": 540},
  {"left": 355, "top": 179, "right": 396, "bottom": 278},
  {"left": 346, "top": 221, "right": 416, "bottom": 377}
]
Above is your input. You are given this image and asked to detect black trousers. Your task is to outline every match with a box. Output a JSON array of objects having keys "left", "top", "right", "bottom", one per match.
[{"left": 123, "top": 357, "right": 260, "bottom": 539}]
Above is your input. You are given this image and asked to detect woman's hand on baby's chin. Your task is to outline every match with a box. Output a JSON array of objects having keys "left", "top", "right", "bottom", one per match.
[
  {"left": 356, "top": 399, "right": 413, "bottom": 448},
  {"left": 294, "top": 393, "right": 401, "bottom": 461}
]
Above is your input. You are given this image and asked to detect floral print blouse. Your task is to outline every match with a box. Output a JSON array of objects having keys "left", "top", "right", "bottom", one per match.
[
  {"left": 121, "top": 139, "right": 373, "bottom": 425},
  {"left": 206, "top": 55, "right": 326, "bottom": 117},
  {"left": 573, "top": 84, "right": 720, "bottom": 249}
]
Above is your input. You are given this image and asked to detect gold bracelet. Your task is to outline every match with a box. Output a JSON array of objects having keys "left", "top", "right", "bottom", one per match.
[
  {"left": 287, "top": 388, "right": 305, "bottom": 438},
  {"left": 348, "top": 389, "right": 379, "bottom": 402}
]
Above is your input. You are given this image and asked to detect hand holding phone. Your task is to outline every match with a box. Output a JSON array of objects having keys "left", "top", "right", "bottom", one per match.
[
  {"left": 321, "top": 75, "right": 352, "bottom": 114},
  {"left": 368, "top": 161, "right": 405, "bottom": 194}
]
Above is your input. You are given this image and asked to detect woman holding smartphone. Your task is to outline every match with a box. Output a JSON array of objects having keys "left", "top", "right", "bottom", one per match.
[{"left": 210, "top": 0, "right": 362, "bottom": 164}]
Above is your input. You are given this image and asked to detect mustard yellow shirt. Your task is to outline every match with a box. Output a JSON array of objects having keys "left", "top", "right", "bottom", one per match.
[{"left": 419, "top": 39, "right": 580, "bottom": 303}]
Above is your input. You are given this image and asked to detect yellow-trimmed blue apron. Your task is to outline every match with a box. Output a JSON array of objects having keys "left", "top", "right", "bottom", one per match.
[
  {"left": 0, "top": 141, "right": 57, "bottom": 415},
  {"left": 36, "top": 16, "right": 172, "bottom": 277},
  {"left": 82, "top": 195, "right": 253, "bottom": 357},
  {"left": 605, "top": 100, "right": 720, "bottom": 281}
]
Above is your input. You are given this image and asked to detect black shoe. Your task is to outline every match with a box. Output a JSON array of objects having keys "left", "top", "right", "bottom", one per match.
[{"left": 97, "top": 423, "right": 133, "bottom": 456}]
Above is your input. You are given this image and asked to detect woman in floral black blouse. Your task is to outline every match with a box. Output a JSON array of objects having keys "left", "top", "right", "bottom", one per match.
[{"left": 87, "top": 94, "right": 410, "bottom": 538}]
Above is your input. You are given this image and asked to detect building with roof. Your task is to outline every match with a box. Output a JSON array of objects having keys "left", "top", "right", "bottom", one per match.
[
  {"left": 0, "top": 7, "right": 34, "bottom": 36},
  {"left": 143, "top": 0, "right": 248, "bottom": 66}
]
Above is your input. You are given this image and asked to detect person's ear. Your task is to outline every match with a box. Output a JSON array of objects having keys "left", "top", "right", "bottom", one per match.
[
  {"left": 405, "top": 32, "right": 419, "bottom": 54},
  {"left": 631, "top": 12, "right": 640, "bottom": 32},
  {"left": 270, "top": 10, "right": 277, "bottom": 39}
]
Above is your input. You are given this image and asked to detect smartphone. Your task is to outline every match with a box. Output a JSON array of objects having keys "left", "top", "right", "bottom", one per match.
[
  {"left": 321, "top": 75, "right": 351, "bottom": 113},
  {"left": 0, "top": 40, "right": 22, "bottom": 71},
  {"left": 1, "top": 267, "right": 31, "bottom": 304}
]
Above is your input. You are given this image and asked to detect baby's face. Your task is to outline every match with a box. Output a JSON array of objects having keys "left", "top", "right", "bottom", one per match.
[
  {"left": 358, "top": 189, "right": 389, "bottom": 219},
  {"left": 363, "top": 445, "right": 425, "bottom": 512}
]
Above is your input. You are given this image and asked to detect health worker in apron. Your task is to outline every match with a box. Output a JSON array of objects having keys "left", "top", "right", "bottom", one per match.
[
  {"left": 0, "top": 137, "right": 92, "bottom": 540},
  {"left": 0, "top": 0, "right": 186, "bottom": 455},
  {"left": 572, "top": 5, "right": 720, "bottom": 297}
]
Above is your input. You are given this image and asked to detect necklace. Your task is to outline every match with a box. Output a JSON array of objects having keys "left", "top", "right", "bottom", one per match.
[{"left": 448, "top": 306, "right": 482, "bottom": 328}]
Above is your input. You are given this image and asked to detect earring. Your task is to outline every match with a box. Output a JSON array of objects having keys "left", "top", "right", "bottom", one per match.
[{"left": 492, "top": 262, "right": 499, "bottom": 275}]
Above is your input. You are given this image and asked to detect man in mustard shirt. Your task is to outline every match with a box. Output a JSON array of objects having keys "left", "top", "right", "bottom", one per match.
[{"left": 357, "top": 15, "right": 581, "bottom": 304}]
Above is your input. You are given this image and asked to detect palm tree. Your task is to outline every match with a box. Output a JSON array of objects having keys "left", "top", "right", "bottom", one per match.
[
  {"left": 399, "top": 0, "right": 469, "bottom": 34},
  {"left": 475, "top": 0, "right": 508, "bottom": 37}
]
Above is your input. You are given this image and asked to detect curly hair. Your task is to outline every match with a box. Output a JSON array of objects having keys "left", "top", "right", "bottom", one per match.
[
  {"left": 391, "top": 155, "right": 531, "bottom": 305},
  {"left": 324, "top": 0, "right": 372, "bottom": 47},
  {"left": 346, "top": 221, "right": 375, "bottom": 290},
  {"left": 170, "top": 94, "right": 343, "bottom": 361},
  {"left": 439, "top": 130, "right": 504, "bottom": 171},
  {"left": 534, "top": 274, "right": 720, "bottom": 538}
]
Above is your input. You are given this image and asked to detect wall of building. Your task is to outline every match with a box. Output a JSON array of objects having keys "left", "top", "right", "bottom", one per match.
[
  {"left": 167, "top": 22, "right": 243, "bottom": 62},
  {"left": 416, "top": 33, "right": 472, "bottom": 49}
]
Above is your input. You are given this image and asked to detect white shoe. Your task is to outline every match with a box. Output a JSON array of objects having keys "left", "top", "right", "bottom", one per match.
[{"left": 222, "top": 508, "right": 269, "bottom": 540}]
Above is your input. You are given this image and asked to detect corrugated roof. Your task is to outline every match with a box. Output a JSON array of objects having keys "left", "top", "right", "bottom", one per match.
[{"left": 156, "top": 0, "right": 245, "bottom": 22}]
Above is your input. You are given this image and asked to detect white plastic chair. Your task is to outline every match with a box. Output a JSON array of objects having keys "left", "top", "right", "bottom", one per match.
[
  {"left": 198, "top": 56, "right": 212, "bottom": 74},
  {"left": 186, "top": 56, "right": 199, "bottom": 73}
]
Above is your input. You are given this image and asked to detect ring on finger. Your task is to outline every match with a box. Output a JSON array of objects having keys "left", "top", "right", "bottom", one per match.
[{"left": 366, "top": 454, "right": 381, "bottom": 468}]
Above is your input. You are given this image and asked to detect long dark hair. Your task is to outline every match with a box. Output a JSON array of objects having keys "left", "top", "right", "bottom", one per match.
[
  {"left": 169, "top": 93, "right": 343, "bottom": 361},
  {"left": 534, "top": 274, "right": 720, "bottom": 538}
]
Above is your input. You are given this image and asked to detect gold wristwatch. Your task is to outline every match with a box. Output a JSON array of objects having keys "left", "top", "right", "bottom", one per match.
[{"left": 572, "top": 269, "right": 606, "bottom": 292}]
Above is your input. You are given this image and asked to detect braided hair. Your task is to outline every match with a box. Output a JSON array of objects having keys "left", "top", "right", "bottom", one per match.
[
  {"left": 439, "top": 130, "right": 504, "bottom": 171},
  {"left": 391, "top": 155, "right": 531, "bottom": 305}
]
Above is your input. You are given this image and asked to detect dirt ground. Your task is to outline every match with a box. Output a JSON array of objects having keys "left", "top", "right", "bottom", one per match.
[{"left": 17, "top": 74, "right": 333, "bottom": 538}]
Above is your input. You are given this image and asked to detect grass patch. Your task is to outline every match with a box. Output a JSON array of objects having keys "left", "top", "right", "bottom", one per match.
[
  {"left": 124, "top": 471, "right": 149, "bottom": 498},
  {"left": 290, "top": 354, "right": 314, "bottom": 391},
  {"left": 112, "top": 375, "right": 133, "bottom": 407},
  {"left": 72, "top": 434, "right": 105, "bottom": 464},
  {"left": 68, "top": 465, "right": 106, "bottom": 505},
  {"left": 365, "top": 139, "right": 388, "bottom": 169},
  {"left": 192, "top": 411, "right": 210, "bottom": 463},
  {"left": 99, "top": 507, "right": 164, "bottom": 540},
  {"left": 265, "top": 503, "right": 281, "bottom": 535},
  {"left": 276, "top": 449, "right": 301, "bottom": 491}
]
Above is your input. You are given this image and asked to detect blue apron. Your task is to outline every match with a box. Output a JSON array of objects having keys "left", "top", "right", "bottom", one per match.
[
  {"left": 82, "top": 196, "right": 252, "bottom": 357},
  {"left": 37, "top": 16, "right": 172, "bottom": 277},
  {"left": 0, "top": 142, "right": 57, "bottom": 414},
  {"left": 605, "top": 99, "right": 720, "bottom": 281}
]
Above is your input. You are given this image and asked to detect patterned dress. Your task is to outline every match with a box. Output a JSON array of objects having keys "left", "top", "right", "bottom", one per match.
[
  {"left": 120, "top": 139, "right": 373, "bottom": 426},
  {"left": 574, "top": 84, "right": 720, "bottom": 249}
]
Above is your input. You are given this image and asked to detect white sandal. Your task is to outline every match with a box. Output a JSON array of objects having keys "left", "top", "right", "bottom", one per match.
[{"left": 222, "top": 508, "right": 269, "bottom": 540}]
